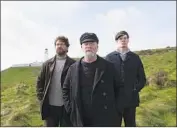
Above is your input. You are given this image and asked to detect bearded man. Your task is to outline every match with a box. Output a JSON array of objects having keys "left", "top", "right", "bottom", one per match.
[
  {"left": 36, "top": 36, "right": 75, "bottom": 127},
  {"left": 62, "top": 32, "right": 122, "bottom": 127}
]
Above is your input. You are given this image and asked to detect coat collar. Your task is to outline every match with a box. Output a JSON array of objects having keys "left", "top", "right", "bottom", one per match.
[
  {"left": 116, "top": 48, "right": 130, "bottom": 55},
  {"left": 48, "top": 56, "right": 56, "bottom": 76},
  {"left": 113, "top": 50, "right": 132, "bottom": 62},
  {"left": 75, "top": 55, "right": 105, "bottom": 92},
  {"left": 48, "top": 55, "right": 73, "bottom": 76}
]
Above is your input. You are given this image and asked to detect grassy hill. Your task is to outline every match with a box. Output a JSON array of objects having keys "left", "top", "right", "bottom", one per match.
[{"left": 1, "top": 47, "right": 176, "bottom": 126}]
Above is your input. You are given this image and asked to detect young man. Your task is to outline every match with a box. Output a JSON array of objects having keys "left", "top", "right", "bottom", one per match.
[
  {"left": 36, "top": 36, "right": 75, "bottom": 127},
  {"left": 62, "top": 32, "right": 122, "bottom": 127},
  {"left": 105, "top": 31, "right": 146, "bottom": 127}
]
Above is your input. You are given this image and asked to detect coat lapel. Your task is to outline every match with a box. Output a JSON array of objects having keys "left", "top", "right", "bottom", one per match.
[
  {"left": 114, "top": 51, "right": 131, "bottom": 62},
  {"left": 113, "top": 52, "right": 121, "bottom": 69},
  {"left": 43, "top": 56, "right": 56, "bottom": 100},
  {"left": 74, "top": 61, "right": 80, "bottom": 99},
  {"left": 62, "top": 56, "right": 71, "bottom": 73},
  {"left": 48, "top": 56, "right": 56, "bottom": 78},
  {"left": 92, "top": 56, "right": 105, "bottom": 92},
  {"left": 74, "top": 60, "right": 84, "bottom": 124},
  {"left": 124, "top": 51, "right": 131, "bottom": 62},
  {"left": 92, "top": 68, "right": 104, "bottom": 92}
]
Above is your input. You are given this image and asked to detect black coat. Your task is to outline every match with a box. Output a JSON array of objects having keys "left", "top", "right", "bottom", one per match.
[
  {"left": 36, "top": 55, "right": 76, "bottom": 122},
  {"left": 105, "top": 51, "right": 146, "bottom": 108},
  {"left": 62, "top": 56, "right": 122, "bottom": 127}
]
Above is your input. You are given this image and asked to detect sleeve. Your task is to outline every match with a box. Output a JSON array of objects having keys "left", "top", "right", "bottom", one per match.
[
  {"left": 112, "top": 64, "right": 124, "bottom": 112},
  {"left": 62, "top": 67, "right": 72, "bottom": 114},
  {"left": 136, "top": 56, "right": 146, "bottom": 92},
  {"left": 36, "top": 63, "right": 46, "bottom": 101},
  {"left": 105, "top": 54, "right": 111, "bottom": 62}
]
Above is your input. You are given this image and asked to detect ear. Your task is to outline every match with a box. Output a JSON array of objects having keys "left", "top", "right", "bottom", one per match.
[{"left": 96, "top": 44, "right": 99, "bottom": 52}]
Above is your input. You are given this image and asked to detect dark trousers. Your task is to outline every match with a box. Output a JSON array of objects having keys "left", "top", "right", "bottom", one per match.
[
  {"left": 118, "top": 107, "right": 136, "bottom": 127},
  {"left": 44, "top": 105, "right": 64, "bottom": 127}
]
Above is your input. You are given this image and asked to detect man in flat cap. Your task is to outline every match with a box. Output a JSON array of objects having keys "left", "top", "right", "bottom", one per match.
[
  {"left": 105, "top": 31, "right": 146, "bottom": 127},
  {"left": 62, "top": 32, "right": 122, "bottom": 127}
]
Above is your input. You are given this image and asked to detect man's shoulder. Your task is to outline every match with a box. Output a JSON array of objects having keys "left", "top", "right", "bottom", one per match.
[
  {"left": 69, "top": 60, "right": 79, "bottom": 69},
  {"left": 42, "top": 56, "right": 55, "bottom": 66},
  {"left": 129, "top": 51, "right": 140, "bottom": 59},
  {"left": 98, "top": 56, "right": 115, "bottom": 69},
  {"left": 67, "top": 56, "right": 76, "bottom": 63},
  {"left": 99, "top": 56, "right": 112, "bottom": 63},
  {"left": 106, "top": 51, "right": 117, "bottom": 57}
]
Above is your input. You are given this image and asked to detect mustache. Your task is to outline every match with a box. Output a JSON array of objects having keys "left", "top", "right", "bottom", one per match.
[
  {"left": 57, "top": 48, "right": 64, "bottom": 50},
  {"left": 85, "top": 52, "right": 96, "bottom": 57},
  {"left": 85, "top": 49, "right": 92, "bottom": 52}
]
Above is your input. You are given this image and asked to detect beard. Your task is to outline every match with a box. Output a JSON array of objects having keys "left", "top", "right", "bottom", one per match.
[
  {"left": 57, "top": 49, "right": 67, "bottom": 56},
  {"left": 85, "top": 51, "right": 96, "bottom": 59}
]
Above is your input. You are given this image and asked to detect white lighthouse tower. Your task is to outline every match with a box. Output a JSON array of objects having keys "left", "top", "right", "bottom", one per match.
[{"left": 44, "top": 48, "right": 48, "bottom": 62}]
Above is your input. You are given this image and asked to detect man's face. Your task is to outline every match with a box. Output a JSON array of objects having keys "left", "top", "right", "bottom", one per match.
[
  {"left": 55, "top": 40, "right": 68, "bottom": 56},
  {"left": 116, "top": 35, "right": 129, "bottom": 49},
  {"left": 81, "top": 41, "right": 98, "bottom": 58}
]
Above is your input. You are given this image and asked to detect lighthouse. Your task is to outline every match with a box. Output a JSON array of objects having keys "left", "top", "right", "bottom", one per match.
[{"left": 44, "top": 48, "right": 48, "bottom": 61}]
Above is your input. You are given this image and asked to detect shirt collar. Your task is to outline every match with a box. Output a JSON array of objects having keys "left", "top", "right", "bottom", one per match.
[{"left": 117, "top": 48, "right": 130, "bottom": 55}]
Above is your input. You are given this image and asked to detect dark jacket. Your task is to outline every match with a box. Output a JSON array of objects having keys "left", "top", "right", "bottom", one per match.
[
  {"left": 62, "top": 56, "right": 122, "bottom": 127},
  {"left": 36, "top": 55, "right": 76, "bottom": 121},
  {"left": 105, "top": 51, "right": 146, "bottom": 108}
]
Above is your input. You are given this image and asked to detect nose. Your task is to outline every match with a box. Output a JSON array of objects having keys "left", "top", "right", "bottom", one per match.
[{"left": 57, "top": 46, "right": 63, "bottom": 50}]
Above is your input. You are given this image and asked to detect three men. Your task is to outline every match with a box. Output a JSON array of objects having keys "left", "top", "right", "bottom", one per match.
[
  {"left": 36, "top": 31, "right": 146, "bottom": 127},
  {"left": 36, "top": 36, "right": 75, "bottom": 127},
  {"left": 105, "top": 31, "right": 146, "bottom": 126},
  {"left": 62, "top": 32, "right": 122, "bottom": 127}
]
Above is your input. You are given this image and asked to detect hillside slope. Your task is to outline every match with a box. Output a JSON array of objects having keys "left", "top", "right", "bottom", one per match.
[{"left": 1, "top": 47, "right": 176, "bottom": 126}]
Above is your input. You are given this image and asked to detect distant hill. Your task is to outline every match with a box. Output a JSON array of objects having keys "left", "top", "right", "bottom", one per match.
[{"left": 1, "top": 47, "right": 176, "bottom": 126}]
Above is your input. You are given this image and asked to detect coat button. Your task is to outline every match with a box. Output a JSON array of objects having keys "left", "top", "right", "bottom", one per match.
[
  {"left": 104, "top": 105, "right": 108, "bottom": 109},
  {"left": 103, "top": 92, "right": 107, "bottom": 96},
  {"left": 101, "top": 80, "right": 104, "bottom": 83}
]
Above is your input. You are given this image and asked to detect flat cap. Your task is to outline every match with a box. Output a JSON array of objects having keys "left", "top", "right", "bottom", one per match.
[
  {"left": 115, "top": 31, "right": 129, "bottom": 40},
  {"left": 80, "top": 32, "right": 99, "bottom": 44}
]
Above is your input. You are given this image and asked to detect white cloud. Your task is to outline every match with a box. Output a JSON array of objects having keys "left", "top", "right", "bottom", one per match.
[
  {"left": 95, "top": 6, "right": 176, "bottom": 54},
  {"left": 1, "top": 1, "right": 86, "bottom": 70},
  {"left": 1, "top": 2, "right": 175, "bottom": 71},
  {"left": 96, "top": 6, "right": 143, "bottom": 33},
  {"left": 94, "top": 7, "right": 146, "bottom": 55}
]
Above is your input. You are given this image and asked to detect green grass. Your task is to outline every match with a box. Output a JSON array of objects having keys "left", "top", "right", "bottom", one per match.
[
  {"left": 140, "top": 50, "right": 176, "bottom": 80},
  {"left": 1, "top": 47, "right": 176, "bottom": 126},
  {"left": 1, "top": 67, "right": 43, "bottom": 126},
  {"left": 1, "top": 67, "right": 40, "bottom": 91},
  {"left": 136, "top": 86, "right": 176, "bottom": 127}
]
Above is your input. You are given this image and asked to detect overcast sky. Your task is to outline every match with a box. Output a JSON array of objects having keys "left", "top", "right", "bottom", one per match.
[{"left": 1, "top": 1, "right": 176, "bottom": 70}]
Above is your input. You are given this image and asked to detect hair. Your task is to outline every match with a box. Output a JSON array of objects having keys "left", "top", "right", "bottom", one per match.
[{"left": 54, "top": 36, "right": 70, "bottom": 47}]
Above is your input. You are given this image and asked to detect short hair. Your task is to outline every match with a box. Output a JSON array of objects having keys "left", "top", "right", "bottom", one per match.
[
  {"left": 54, "top": 36, "right": 70, "bottom": 47},
  {"left": 115, "top": 31, "right": 129, "bottom": 40}
]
